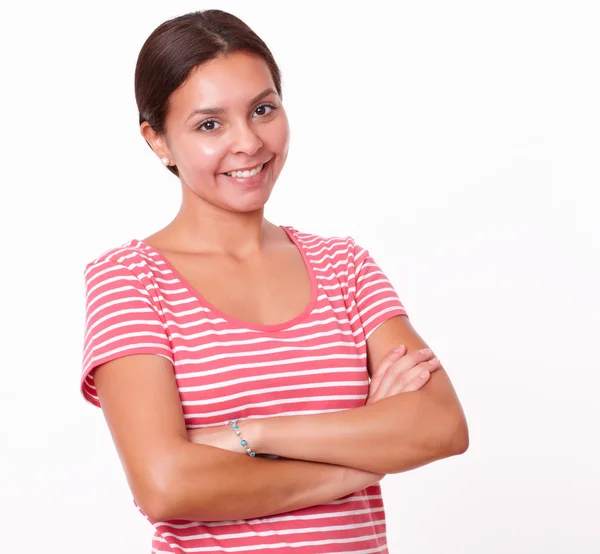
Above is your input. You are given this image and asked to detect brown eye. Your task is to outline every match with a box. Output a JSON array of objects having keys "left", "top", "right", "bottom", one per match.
[
  {"left": 253, "top": 104, "right": 275, "bottom": 118},
  {"left": 198, "top": 119, "right": 221, "bottom": 132}
]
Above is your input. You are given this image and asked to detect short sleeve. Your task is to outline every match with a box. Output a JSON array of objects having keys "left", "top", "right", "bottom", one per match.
[
  {"left": 352, "top": 241, "right": 409, "bottom": 340},
  {"left": 81, "top": 258, "right": 173, "bottom": 407}
]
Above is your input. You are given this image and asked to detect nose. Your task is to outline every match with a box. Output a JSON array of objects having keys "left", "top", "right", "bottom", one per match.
[{"left": 230, "top": 121, "right": 263, "bottom": 157}]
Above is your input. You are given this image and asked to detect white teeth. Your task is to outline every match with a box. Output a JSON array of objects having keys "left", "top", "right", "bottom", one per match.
[{"left": 225, "top": 163, "right": 264, "bottom": 178}]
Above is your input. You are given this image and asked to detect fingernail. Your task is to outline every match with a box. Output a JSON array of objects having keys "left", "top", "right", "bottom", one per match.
[
  {"left": 420, "top": 348, "right": 432, "bottom": 355},
  {"left": 420, "top": 371, "right": 430, "bottom": 378},
  {"left": 428, "top": 357, "right": 439, "bottom": 365},
  {"left": 393, "top": 345, "right": 405, "bottom": 352}
]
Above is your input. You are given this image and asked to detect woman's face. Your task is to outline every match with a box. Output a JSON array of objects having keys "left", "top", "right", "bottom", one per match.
[{"left": 148, "top": 51, "right": 290, "bottom": 214}]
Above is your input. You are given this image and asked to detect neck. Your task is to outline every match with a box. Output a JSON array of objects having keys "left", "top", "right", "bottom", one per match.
[{"left": 169, "top": 197, "right": 273, "bottom": 257}]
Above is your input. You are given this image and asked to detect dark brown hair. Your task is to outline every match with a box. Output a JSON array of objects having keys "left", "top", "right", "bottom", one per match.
[{"left": 134, "top": 10, "right": 282, "bottom": 177}]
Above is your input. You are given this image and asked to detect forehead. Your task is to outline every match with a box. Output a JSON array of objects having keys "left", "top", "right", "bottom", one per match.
[{"left": 168, "top": 51, "right": 275, "bottom": 116}]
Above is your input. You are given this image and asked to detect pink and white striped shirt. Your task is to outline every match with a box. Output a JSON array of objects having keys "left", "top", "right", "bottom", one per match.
[{"left": 81, "top": 225, "right": 409, "bottom": 553}]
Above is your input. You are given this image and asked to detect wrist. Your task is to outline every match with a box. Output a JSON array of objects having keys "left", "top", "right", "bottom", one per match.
[
  {"left": 238, "top": 419, "right": 262, "bottom": 454},
  {"left": 238, "top": 418, "right": 264, "bottom": 455}
]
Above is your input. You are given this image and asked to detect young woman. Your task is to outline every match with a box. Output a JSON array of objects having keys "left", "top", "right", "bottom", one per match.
[{"left": 81, "top": 9, "right": 468, "bottom": 553}]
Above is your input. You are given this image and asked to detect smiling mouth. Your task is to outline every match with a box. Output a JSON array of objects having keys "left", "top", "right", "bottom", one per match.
[{"left": 223, "top": 161, "right": 268, "bottom": 179}]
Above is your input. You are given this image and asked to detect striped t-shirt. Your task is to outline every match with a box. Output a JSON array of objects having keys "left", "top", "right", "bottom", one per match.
[{"left": 81, "top": 225, "right": 409, "bottom": 553}]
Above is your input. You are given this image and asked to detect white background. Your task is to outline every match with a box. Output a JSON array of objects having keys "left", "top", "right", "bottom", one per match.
[{"left": 1, "top": 1, "right": 598, "bottom": 552}]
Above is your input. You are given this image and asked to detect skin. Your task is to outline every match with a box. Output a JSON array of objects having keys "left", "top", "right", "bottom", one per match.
[
  {"left": 188, "top": 319, "right": 467, "bottom": 476},
  {"left": 93, "top": 51, "right": 468, "bottom": 522},
  {"left": 141, "top": 51, "right": 291, "bottom": 262}
]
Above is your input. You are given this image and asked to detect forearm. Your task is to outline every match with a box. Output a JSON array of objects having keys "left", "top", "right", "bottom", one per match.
[
  {"left": 249, "top": 377, "right": 469, "bottom": 474},
  {"left": 149, "top": 440, "right": 381, "bottom": 522}
]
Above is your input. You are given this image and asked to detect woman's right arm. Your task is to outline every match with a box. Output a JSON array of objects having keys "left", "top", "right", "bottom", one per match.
[{"left": 93, "top": 353, "right": 381, "bottom": 523}]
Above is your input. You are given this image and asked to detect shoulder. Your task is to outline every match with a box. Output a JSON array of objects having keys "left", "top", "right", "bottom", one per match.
[
  {"left": 282, "top": 225, "right": 362, "bottom": 259},
  {"left": 83, "top": 239, "right": 164, "bottom": 288}
]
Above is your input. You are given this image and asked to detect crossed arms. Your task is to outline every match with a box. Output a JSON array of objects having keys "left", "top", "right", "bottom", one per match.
[{"left": 93, "top": 315, "right": 468, "bottom": 522}]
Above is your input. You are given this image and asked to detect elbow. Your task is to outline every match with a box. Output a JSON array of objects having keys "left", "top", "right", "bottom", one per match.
[
  {"left": 138, "top": 475, "right": 193, "bottom": 522},
  {"left": 134, "top": 443, "right": 226, "bottom": 522},
  {"left": 421, "top": 410, "right": 469, "bottom": 465},
  {"left": 138, "top": 492, "right": 172, "bottom": 523},
  {"left": 447, "top": 413, "right": 469, "bottom": 456},
  {"left": 133, "top": 469, "right": 179, "bottom": 522},
  {"left": 385, "top": 412, "right": 469, "bottom": 474},
  {"left": 130, "top": 448, "right": 192, "bottom": 522},
  {"left": 137, "top": 477, "right": 194, "bottom": 522}
]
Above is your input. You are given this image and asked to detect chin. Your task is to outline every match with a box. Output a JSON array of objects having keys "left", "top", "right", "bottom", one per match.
[{"left": 226, "top": 194, "right": 272, "bottom": 213}]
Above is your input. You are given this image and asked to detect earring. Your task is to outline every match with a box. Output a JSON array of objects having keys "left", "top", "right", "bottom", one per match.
[{"left": 161, "top": 157, "right": 170, "bottom": 166}]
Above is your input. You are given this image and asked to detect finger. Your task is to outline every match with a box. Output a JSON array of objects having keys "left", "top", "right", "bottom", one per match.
[
  {"left": 401, "top": 370, "right": 431, "bottom": 392},
  {"left": 368, "top": 361, "right": 403, "bottom": 403},
  {"left": 371, "top": 357, "right": 440, "bottom": 401},
  {"left": 374, "top": 351, "right": 435, "bottom": 396},
  {"left": 368, "top": 349, "right": 438, "bottom": 403},
  {"left": 378, "top": 344, "right": 407, "bottom": 374},
  {"left": 427, "top": 357, "right": 441, "bottom": 373},
  {"left": 380, "top": 347, "right": 436, "bottom": 379},
  {"left": 390, "top": 358, "right": 440, "bottom": 394},
  {"left": 369, "top": 344, "right": 406, "bottom": 395}
]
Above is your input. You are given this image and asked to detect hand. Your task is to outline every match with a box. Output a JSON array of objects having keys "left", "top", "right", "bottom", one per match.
[
  {"left": 366, "top": 345, "right": 441, "bottom": 404},
  {"left": 188, "top": 421, "right": 253, "bottom": 455}
]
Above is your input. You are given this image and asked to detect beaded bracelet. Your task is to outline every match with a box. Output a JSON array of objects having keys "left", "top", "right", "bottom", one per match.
[{"left": 227, "top": 419, "right": 256, "bottom": 457}]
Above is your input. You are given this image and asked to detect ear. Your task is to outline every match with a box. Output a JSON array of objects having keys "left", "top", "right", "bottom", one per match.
[{"left": 140, "top": 121, "right": 172, "bottom": 162}]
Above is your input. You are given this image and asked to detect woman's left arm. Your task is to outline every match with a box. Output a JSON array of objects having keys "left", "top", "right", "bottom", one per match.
[{"left": 245, "top": 315, "right": 469, "bottom": 474}]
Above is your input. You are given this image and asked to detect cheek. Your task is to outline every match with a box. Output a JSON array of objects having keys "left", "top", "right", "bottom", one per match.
[
  {"left": 180, "top": 138, "right": 227, "bottom": 173},
  {"left": 263, "top": 115, "right": 290, "bottom": 155}
]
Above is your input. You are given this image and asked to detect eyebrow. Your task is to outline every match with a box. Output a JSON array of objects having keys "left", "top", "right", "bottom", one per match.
[{"left": 186, "top": 88, "right": 277, "bottom": 122}]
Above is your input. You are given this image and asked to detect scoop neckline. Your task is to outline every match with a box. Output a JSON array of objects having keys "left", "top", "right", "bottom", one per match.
[{"left": 131, "top": 225, "right": 319, "bottom": 333}]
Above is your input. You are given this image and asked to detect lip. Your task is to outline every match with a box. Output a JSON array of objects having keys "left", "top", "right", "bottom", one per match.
[
  {"left": 221, "top": 158, "right": 272, "bottom": 175},
  {"left": 219, "top": 159, "right": 271, "bottom": 187}
]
